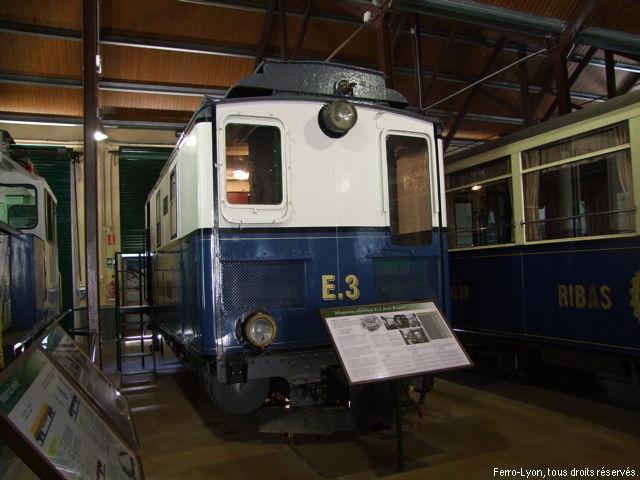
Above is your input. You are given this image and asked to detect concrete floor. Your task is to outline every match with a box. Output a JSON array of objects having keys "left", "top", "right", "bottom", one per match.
[{"left": 109, "top": 344, "right": 640, "bottom": 480}]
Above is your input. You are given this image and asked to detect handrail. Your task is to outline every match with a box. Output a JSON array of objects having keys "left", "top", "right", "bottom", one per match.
[{"left": 520, "top": 207, "right": 636, "bottom": 225}]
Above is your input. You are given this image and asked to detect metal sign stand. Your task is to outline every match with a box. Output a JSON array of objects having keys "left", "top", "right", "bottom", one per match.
[{"left": 320, "top": 300, "right": 473, "bottom": 473}]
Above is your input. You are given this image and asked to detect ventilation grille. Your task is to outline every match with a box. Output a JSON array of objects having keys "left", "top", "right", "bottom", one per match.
[{"left": 221, "top": 260, "right": 306, "bottom": 313}]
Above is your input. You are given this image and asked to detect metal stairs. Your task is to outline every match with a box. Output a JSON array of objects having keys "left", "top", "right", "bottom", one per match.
[{"left": 115, "top": 252, "right": 157, "bottom": 384}]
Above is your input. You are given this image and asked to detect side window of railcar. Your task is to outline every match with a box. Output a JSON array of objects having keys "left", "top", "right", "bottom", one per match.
[
  {"left": 0, "top": 184, "right": 37, "bottom": 229},
  {"left": 522, "top": 122, "right": 633, "bottom": 241},
  {"left": 224, "top": 123, "right": 283, "bottom": 205},
  {"left": 445, "top": 157, "right": 513, "bottom": 248},
  {"left": 170, "top": 169, "right": 177, "bottom": 239},
  {"left": 385, "top": 135, "right": 432, "bottom": 246},
  {"left": 155, "top": 191, "right": 162, "bottom": 247},
  {"left": 45, "top": 192, "right": 56, "bottom": 244}
]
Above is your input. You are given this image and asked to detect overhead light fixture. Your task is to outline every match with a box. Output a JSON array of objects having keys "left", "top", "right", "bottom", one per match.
[
  {"left": 471, "top": 184, "right": 483, "bottom": 191},
  {"left": 94, "top": 123, "right": 108, "bottom": 141},
  {"left": 232, "top": 169, "right": 249, "bottom": 180}
]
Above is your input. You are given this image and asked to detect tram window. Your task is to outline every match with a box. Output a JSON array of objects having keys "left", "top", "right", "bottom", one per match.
[
  {"left": 0, "top": 185, "right": 37, "bottom": 229},
  {"left": 524, "top": 151, "right": 634, "bottom": 240},
  {"left": 385, "top": 135, "right": 432, "bottom": 246},
  {"left": 446, "top": 178, "right": 513, "bottom": 248},
  {"left": 45, "top": 192, "right": 56, "bottom": 244},
  {"left": 225, "top": 124, "right": 283, "bottom": 205},
  {"left": 522, "top": 123, "right": 633, "bottom": 241},
  {"left": 170, "top": 169, "right": 177, "bottom": 239}
]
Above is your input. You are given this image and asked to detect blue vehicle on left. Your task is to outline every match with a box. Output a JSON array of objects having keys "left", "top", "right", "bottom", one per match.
[{"left": 0, "top": 131, "right": 60, "bottom": 368}]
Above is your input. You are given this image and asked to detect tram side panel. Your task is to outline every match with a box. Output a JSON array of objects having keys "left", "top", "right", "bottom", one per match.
[{"left": 521, "top": 239, "right": 639, "bottom": 354}]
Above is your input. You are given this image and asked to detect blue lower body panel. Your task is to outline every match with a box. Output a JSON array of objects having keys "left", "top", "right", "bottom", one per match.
[{"left": 152, "top": 228, "right": 448, "bottom": 359}]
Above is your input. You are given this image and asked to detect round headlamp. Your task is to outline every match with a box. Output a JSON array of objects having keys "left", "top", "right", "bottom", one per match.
[
  {"left": 243, "top": 312, "right": 277, "bottom": 348},
  {"left": 319, "top": 100, "right": 358, "bottom": 137}
]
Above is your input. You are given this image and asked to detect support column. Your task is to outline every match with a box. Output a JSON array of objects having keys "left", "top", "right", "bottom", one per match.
[{"left": 83, "top": 0, "right": 101, "bottom": 367}]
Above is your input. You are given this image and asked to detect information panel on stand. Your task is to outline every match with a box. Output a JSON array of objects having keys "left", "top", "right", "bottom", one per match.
[
  {"left": 0, "top": 327, "right": 143, "bottom": 480},
  {"left": 320, "top": 300, "right": 472, "bottom": 385},
  {"left": 40, "top": 325, "right": 139, "bottom": 449}
]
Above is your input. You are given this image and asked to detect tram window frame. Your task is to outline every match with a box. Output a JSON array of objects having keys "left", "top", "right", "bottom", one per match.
[
  {"left": 446, "top": 177, "right": 514, "bottom": 249},
  {"left": 0, "top": 184, "right": 38, "bottom": 230},
  {"left": 384, "top": 134, "right": 433, "bottom": 246},
  {"left": 445, "top": 156, "right": 514, "bottom": 249},
  {"left": 521, "top": 122, "right": 633, "bottom": 241},
  {"left": 220, "top": 116, "right": 289, "bottom": 224}
]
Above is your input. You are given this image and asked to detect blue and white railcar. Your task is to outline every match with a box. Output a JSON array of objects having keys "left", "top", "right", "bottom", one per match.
[
  {"left": 0, "top": 139, "right": 59, "bottom": 367},
  {"left": 445, "top": 90, "right": 640, "bottom": 379},
  {"left": 146, "top": 61, "right": 448, "bottom": 414}
]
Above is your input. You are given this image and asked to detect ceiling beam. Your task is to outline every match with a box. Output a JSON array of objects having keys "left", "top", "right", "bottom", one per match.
[
  {"left": 2, "top": 21, "right": 615, "bottom": 100},
  {"left": 255, "top": 0, "right": 276, "bottom": 65},
  {"left": 291, "top": 0, "right": 313, "bottom": 60},
  {"left": 0, "top": 112, "right": 186, "bottom": 130},
  {"left": 542, "top": 46, "right": 597, "bottom": 121},
  {"left": 420, "top": 22, "right": 459, "bottom": 107},
  {"left": 444, "top": 35, "right": 507, "bottom": 150},
  {"left": 517, "top": 44, "right": 532, "bottom": 126},
  {"left": 4, "top": 19, "right": 640, "bottom": 74},
  {"left": 0, "top": 106, "right": 526, "bottom": 130},
  {"left": 477, "top": 87, "right": 523, "bottom": 117},
  {"left": 550, "top": 0, "right": 601, "bottom": 116},
  {"left": 605, "top": 50, "right": 617, "bottom": 98},
  {"left": 387, "top": 0, "right": 640, "bottom": 55},
  {"left": 0, "top": 73, "right": 228, "bottom": 97},
  {"left": 184, "top": 0, "right": 640, "bottom": 56},
  {"left": 376, "top": 8, "right": 395, "bottom": 88},
  {"left": 278, "top": 0, "right": 288, "bottom": 60}
]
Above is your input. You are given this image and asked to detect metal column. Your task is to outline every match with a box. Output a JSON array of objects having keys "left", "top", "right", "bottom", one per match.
[{"left": 82, "top": 0, "right": 102, "bottom": 367}]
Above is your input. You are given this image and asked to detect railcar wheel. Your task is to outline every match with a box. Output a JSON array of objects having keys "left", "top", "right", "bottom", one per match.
[{"left": 208, "top": 378, "right": 270, "bottom": 415}]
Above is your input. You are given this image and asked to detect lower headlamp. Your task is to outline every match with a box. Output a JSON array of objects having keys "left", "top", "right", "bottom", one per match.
[{"left": 242, "top": 312, "right": 277, "bottom": 348}]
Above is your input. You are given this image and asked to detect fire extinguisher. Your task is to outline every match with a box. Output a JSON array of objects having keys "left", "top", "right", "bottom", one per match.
[{"left": 108, "top": 276, "right": 116, "bottom": 299}]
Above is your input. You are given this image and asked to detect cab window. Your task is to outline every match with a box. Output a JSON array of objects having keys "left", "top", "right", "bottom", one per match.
[
  {"left": 385, "top": 135, "right": 432, "bottom": 246},
  {"left": 225, "top": 123, "right": 282, "bottom": 205},
  {"left": 0, "top": 184, "right": 37, "bottom": 229}
]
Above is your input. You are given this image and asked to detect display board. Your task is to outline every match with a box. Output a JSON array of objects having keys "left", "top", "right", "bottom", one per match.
[
  {"left": 0, "top": 331, "right": 143, "bottom": 480},
  {"left": 40, "top": 325, "right": 139, "bottom": 448},
  {"left": 320, "top": 300, "right": 472, "bottom": 385}
]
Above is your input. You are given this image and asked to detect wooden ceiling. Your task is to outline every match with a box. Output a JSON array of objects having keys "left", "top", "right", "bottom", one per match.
[{"left": 1, "top": 0, "right": 640, "bottom": 152}]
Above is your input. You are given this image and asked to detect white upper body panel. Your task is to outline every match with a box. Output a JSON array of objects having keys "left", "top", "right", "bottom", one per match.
[
  {"left": 215, "top": 99, "right": 440, "bottom": 230},
  {"left": 148, "top": 97, "right": 443, "bottom": 247}
]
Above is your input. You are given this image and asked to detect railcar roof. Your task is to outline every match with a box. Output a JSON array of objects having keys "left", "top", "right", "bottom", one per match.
[
  {"left": 225, "top": 60, "right": 408, "bottom": 108},
  {"left": 445, "top": 88, "right": 640, "bottom": 165}
]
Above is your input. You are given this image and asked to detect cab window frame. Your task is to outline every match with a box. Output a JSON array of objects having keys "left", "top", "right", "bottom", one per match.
[
  {"left": 384, "top": 132, "right": 434, "bottom": 247},
  {"left": 219, "top": 115, "right": 289, "bottom": 225},
  {"left": 0, "top": 183, "right": 38, "bottom": 230}
]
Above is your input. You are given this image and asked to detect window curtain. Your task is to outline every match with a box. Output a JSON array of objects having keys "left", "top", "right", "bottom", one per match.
[{"left": 522, "top": 150, "right": 542, "bottom": 241}]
